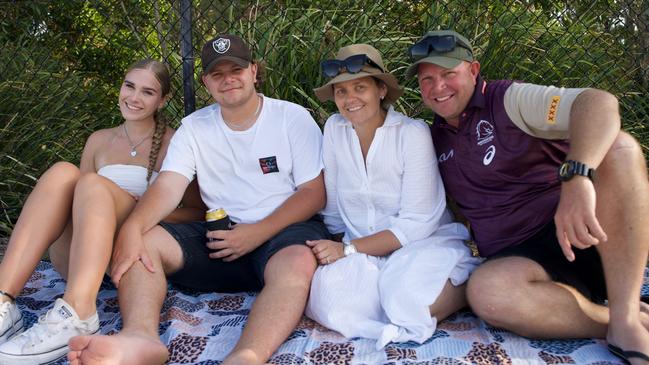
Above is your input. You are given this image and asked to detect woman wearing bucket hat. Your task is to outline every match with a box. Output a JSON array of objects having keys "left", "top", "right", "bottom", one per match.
[{"left": 305, "top": 44, "right": 481, "bottom": 349}]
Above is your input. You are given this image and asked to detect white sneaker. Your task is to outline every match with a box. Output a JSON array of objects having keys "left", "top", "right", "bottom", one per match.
[
  {"left": 0, "top": 298, "right": 99, "bottom": 364},
  {"left": 0, "top": 301, "right": 24, "bottom": 343}
]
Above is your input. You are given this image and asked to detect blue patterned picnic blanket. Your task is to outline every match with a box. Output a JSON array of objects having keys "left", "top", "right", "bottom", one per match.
[{"left": 20, "top": 261, "right": 646, "bottom": 364}]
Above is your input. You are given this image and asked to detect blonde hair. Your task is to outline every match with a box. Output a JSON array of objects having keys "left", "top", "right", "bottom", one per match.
[{"left": 124, "top": 59, "right": 171, "bottom": 182}]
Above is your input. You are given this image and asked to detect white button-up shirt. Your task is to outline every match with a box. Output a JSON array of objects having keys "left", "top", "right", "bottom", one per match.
[{"left": 321, "top": 107, "right": 452, "bottom": 246}]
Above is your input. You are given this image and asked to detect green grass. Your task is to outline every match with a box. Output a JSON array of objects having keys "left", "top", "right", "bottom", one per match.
[{"left": 1, "top": 0, "right": 647, "bottom": 235}]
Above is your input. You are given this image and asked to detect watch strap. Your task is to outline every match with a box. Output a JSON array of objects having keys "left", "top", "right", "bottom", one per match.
[
  {"left": 343, "top": 238, "right": 357, "bottom": 256},
  {"left": 574, "top": 160, "right": 593, "bottom": 179},
  {"left": 561, "top": 160, "right": 595, "bottom": 181}
]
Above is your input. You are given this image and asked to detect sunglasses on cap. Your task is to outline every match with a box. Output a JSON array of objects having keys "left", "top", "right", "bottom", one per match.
[
  {"left": 321, "top": 54, "right": 384, "bottom": 78},
  {"left": 408, "top": 35, "right": 472, "bottom": 61}
]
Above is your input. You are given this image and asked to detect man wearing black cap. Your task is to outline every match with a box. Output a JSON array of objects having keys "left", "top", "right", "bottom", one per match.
[
  {"left": 68, "top": 34, "right": 329, "bottom": 365},
  {"left": 408, "top": 30, "right": 649, "bottom": 364}
]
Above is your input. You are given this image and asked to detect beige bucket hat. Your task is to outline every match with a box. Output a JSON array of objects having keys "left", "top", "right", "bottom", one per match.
[{"left": 314, "top": 44, "right": 403, "bottom": 105}]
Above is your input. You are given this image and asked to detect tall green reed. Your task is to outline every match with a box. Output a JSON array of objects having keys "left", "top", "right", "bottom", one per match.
[{"left": 1, "top": 0, "right": 647, "bottom": 234}]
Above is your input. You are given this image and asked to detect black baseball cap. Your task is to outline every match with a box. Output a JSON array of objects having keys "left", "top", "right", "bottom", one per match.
[{"left": 201, "top": 34, "right": 252, "bottom": 74}]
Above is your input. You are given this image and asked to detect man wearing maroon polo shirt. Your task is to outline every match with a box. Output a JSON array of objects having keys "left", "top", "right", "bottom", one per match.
[{"left": 408, "top": 30, "right": 649, "bottom": 364}]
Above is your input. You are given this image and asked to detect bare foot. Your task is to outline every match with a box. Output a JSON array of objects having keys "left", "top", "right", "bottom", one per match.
[
  {"left": 608, "top": 321, "right": 649, "bottom": 365},
  {"left": 67, "top": 331, "right": 169, "bottom": 365}
]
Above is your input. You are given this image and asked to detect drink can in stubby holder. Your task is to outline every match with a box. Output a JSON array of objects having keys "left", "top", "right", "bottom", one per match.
[{"left": 205, "top": 208, "right": 231, "bottom": 237}]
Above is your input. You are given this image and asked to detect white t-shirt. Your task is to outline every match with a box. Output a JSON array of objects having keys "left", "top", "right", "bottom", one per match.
[
  {"left": 161, "top": 95, "right": 324, "bottom": 223},
  {"left": 321, "top": 106, "right": 453, "bottom": 246}
]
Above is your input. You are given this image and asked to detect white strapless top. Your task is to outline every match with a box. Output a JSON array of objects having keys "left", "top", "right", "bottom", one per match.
[{"left": 97, "top": 164, "right": 158, "bottom": 197}]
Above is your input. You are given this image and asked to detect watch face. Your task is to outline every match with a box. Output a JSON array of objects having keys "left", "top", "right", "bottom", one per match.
[
  {"left": 559, "top": 160, "right": 594, "bottom": 182},
  {"left": 344, "top": 244, "right": 357, "bottom": 256},
  {"left": 558, "top": 161, "right": 573, "bottom": 181}
]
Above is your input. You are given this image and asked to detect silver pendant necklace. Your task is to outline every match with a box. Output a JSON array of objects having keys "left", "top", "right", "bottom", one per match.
[{"left": 123, "top": 124, "right": 153, "bottom": 157}]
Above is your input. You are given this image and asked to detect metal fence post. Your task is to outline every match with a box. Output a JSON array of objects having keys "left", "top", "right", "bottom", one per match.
[{"left": 180, "top": 0, "right": 195, "bottom": 116}]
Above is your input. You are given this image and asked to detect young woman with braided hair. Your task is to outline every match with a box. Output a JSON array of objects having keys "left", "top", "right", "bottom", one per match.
[{"left": 0, "top": 59, "right": 204, "bottom": 364}]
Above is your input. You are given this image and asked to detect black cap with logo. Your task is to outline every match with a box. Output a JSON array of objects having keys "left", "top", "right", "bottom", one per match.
[{"left": 201, "top": 34, "right": 252, "bottom": 74}]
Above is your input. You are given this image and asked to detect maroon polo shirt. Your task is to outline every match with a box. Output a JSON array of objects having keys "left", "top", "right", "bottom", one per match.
[{"left": 431, "top": 76, "right": 569, "bottom": 257}]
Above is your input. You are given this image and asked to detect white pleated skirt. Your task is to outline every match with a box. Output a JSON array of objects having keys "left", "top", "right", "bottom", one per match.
[{"left": 305, "top": 222, "right": 482, "bottom": 349}]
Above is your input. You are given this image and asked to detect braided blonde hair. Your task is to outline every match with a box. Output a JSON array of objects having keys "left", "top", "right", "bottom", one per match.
[
  {"left": 146, "top": 109, "right": 167, "bottom": 182},
  {"left": 124, "top": 59, "right": 171, "bottom": 182}
]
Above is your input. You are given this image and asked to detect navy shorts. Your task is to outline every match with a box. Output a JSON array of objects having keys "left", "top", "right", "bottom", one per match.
[
  {"left": 160, "top": 215, "right": 330, "bottom": 292},
  {"left": 489, "top": 220, "right": 607, "bottom": 303}
]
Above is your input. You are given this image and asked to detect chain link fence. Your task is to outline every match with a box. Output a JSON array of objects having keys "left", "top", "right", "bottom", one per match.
[{"left": 1, "top": 0, "right": 648, "bottom": 234}]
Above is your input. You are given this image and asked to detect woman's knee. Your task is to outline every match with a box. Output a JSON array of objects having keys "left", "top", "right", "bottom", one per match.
[
  {"left": 73, "top": 173, "right": 113, "bottom": 198},
  {"left": 40, "top": 161, "right": 81, "bottom": 186},
  {"left": 48, "top": 161, "right": 80, "bottom": 175}
]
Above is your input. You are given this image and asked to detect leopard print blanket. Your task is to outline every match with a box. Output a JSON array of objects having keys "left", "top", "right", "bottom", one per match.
[{"left": 22, "top": 262, "right": 644, "bottom": 364}]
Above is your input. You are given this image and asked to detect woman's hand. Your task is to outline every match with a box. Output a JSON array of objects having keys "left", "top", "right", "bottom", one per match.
[
  {"left": 306, "top": 239, "right": 345, "bottom": 265},
  {"left": 110, "top": 222, "right": 156, "bottom": 287}
]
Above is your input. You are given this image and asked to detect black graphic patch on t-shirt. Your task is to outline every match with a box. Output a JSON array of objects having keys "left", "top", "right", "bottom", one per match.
[{"left": 259, "top": 156, "right": 279, "bottom": 174}]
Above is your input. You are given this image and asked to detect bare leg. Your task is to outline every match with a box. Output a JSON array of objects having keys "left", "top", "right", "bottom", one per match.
[
  {"left": 0, "top": 162, "right": 80, "bottom": 301},
  {"left": 467, "top": 132, "right": 649, "bottom": 354},
  {"left": 595, "top": 133, "right": 649, "bottom": 363},
  {"left": 68, "top": 226, "right": 183, "bottom": 365},
  {"left": 62, "top": 174, "right": 137, "bottom": 319},
  {"left": 49, "top": 222, "right": 73, "bottom": 280},
  {"left": 429, "top": 281, "right": 467, "bottom": 321},
  {"left": 467, "top": 256, "right": 609, "bottom": 338},
  {"left": 223, "top": 245, "right": 316, "bottom": 365}
]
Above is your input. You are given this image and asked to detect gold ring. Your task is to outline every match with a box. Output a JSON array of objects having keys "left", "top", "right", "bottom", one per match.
[{"left": 325, "top": 257, "right": 330, "bottom": 264}]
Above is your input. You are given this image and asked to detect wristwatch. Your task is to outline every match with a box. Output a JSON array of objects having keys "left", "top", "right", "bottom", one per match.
[
  {"left": 558, "top": 160, "right": 595, "bottom": 182},
  {"left": 342, "top": 238, "right": 358, "bottom": 256}
]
